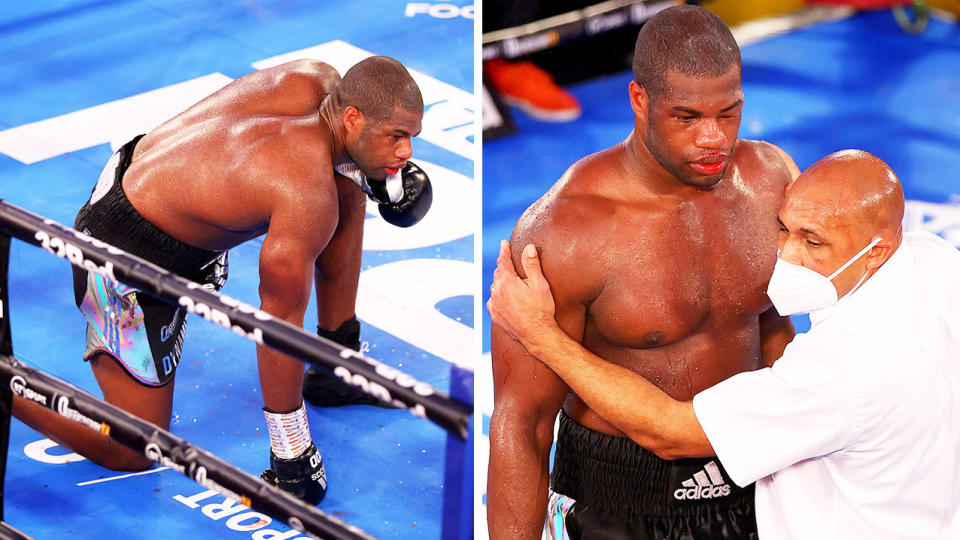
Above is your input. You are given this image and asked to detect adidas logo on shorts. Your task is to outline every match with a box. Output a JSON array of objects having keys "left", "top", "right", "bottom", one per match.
[{"left": 673, "top": 461, "right": 731, "bottom": 500}]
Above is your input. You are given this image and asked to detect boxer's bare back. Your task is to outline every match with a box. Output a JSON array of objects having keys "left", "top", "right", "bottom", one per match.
[{"left": 126, "top": 60, "right": 347, "bottom": 251}]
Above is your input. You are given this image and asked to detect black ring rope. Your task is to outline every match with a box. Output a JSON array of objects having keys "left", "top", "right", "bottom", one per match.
[
  {"left": 0, "top": 354, "right": 372, "bottom": 540},
  {"left": 0, "top": 198, "right": 472, "bottom": 440},
  {"left": 482, "top": 0, "right": 681, "bottom": 61},
  {"left": 0, "top": 520, "right": 32, "bottom": 540}
]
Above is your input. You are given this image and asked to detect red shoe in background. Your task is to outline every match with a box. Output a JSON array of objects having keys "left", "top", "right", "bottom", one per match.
[{"left": 485, "top": 58, "right": 582, "bottom": 122}]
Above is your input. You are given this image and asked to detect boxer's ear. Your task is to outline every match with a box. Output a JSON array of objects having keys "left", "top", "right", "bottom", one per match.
[
  {"left": 629, "top": 81, "right": 648, "bottom": 122},
  {"left": 342, "top": 106, "right": 364, "bottom": 133}
]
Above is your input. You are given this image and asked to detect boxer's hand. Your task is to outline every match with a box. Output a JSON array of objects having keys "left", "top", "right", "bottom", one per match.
[{"left": 487, "top": 241, "right": 558, "bottom": 351}]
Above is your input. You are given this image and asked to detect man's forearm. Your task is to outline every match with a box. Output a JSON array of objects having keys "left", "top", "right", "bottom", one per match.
[
  {"left": 525, "top": 327, "right": 712, "bottom": 459},
  {"left": 315, "top": 176, "right": 365, "bottom": 328},
  {"left": 487, "top": 416, "right": 553, "bottom": 539},
  {"left": 313, "top": 271, "right": 359, "bottom": 328}
]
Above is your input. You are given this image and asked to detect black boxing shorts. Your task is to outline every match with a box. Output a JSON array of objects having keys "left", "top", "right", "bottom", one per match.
[
  {"left": 546, "top": 410, "right": 757, "bottom": 540},
  {"left": 72, "top": 135, "right": 227, "bottom": 386}
]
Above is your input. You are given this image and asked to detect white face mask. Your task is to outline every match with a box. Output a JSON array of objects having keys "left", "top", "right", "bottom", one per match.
[{"left": 767, "top": 237, "right": 882, "bottom": 316}]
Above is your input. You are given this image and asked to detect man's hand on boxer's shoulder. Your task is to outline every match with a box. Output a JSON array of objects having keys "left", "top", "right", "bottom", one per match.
[{"left": 487, "top": 240, "right": 559, "bottom": 352}]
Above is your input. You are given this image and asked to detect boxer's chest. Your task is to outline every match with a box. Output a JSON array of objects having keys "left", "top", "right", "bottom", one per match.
[{"left": 586, "top": 186, "right": 778, "bottom": 349}]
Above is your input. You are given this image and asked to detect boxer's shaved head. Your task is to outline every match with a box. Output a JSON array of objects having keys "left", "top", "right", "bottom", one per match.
[
  {"left": 331, "top": 56, "right": 423, "bottom": 123},
  {"left": 632, "top": 5, "right": 741, "bottom": 101}
]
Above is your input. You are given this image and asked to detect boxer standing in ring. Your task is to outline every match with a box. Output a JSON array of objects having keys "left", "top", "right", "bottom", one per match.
[{"left": 487, "top": 6, "right": 800, "bottom": 538}]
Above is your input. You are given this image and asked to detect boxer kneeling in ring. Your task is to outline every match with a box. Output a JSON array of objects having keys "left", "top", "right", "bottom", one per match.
[{"left": 13, "top": 56, "right": 431, "bottom": 505}]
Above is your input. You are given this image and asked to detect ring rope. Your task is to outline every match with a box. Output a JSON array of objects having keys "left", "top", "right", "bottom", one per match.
[
  {"left": 0, "top": 520, "right": 31, "bottom": 540},
  {"left": 482, "top": 0, "right": 681, "bottom": 60},
  {"left": 0, "top": 354, "right": 373, "bottom": 540},
  {"left": 0, "top": 198, "right": 472, "bottom": 440}
]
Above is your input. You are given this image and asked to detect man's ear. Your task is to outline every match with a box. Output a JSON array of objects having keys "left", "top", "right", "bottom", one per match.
[
  {"left": 629, "top": 81, "right": 649, "bottom": 122},
  {"left": 343, "top": 106, "right": 364, "bottom": 132},
  {"left": 865, "top": 238, "right": 893, "bottom": 271}
]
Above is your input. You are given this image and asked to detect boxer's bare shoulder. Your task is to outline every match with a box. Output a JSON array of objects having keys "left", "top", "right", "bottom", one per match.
[
  {"left": 510, "top": 146, "right": 630, "bottom": 307},
  {"left": 735, "top": 138, "right": 799, "bottom": 189},
  {"left": 138, "top": 60, "right": 339, "bottom": 154},
  {"left": 123, "top": 61, "right": 342, "bottom": 249},
  {"left": 757, "top": 139, "right": 801, "bottom": 182},
  {"left": 215, "top": 59, "right": 342, "bottom": 117},
  {"left": 169, "top": 59, "right": 341, "bottom": 124}
]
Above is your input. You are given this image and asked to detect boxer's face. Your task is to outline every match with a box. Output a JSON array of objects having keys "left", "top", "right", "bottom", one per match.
[
  {"left": 644, "top": 67, "right": 742, "bottom": 188},
  {"left": 345, "top": 106, "right": 422, "bottom": 180}
]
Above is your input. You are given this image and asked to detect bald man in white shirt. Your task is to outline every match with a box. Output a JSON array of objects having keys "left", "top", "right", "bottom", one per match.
[{"left": 488, "top": 149, "right": 960, "bottom": 539}]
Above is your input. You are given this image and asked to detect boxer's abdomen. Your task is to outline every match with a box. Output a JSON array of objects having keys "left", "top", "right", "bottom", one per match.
[{"left": 567, "top": 316, "right": 763, "bottom": 435}]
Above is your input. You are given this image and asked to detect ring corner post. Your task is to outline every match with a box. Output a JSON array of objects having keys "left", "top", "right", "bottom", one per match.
[
  {"left": 0, "top": 232, "right": 13, "bottom": 521},
  {"left": 1, "top": 232, "right": 11, "bottom": 358},
  {"left": 441, "top": 364, "right": 474, "bottom": 540}
]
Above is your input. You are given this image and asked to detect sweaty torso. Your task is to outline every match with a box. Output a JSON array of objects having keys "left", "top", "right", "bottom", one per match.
[
  {"left": 121, "top": 62, "right": 338, "bottom": 251},
  {"left": 520, "top": 139, "right": 790, "bottom": 435}
]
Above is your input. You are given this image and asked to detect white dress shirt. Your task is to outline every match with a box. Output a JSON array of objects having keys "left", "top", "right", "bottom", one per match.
[{"left": 693, "top": 232, "right": 960, "bottom": 539}]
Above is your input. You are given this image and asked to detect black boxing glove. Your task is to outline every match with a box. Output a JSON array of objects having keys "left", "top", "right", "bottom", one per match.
[
  {"left": 367, "top": 161, "right": 432, "bottom": 228},
  {"left": 315, "top": 316, "right": 361, "bottom": 352},
  {"left": 260, "top": 441, "right": 327, "bottom": 505},
  {"left": 334, "top": 161, "right": 432, "bottom": 227},
  {"left": 303, "top": 317, "right": 396, "bottom": 408}
]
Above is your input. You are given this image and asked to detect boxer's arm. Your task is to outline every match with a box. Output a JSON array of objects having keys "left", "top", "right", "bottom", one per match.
[
  {"left": 313, "top": 175, "right": 366, "bottom": 329},
  {"left": 257, "top": 180, "right": 338, "bottom": 413},
  {"left": 488, "top": 231, "right": 587, "bottom": 539},
  {"left": 759, "top": 305, "right": 794, "bottom": 367},
  {"left": 488, "top": 328, "right": 568, "bottom": 538},
  {"left": 489, "top": 242, "right": 713, "bottom": 461}
]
